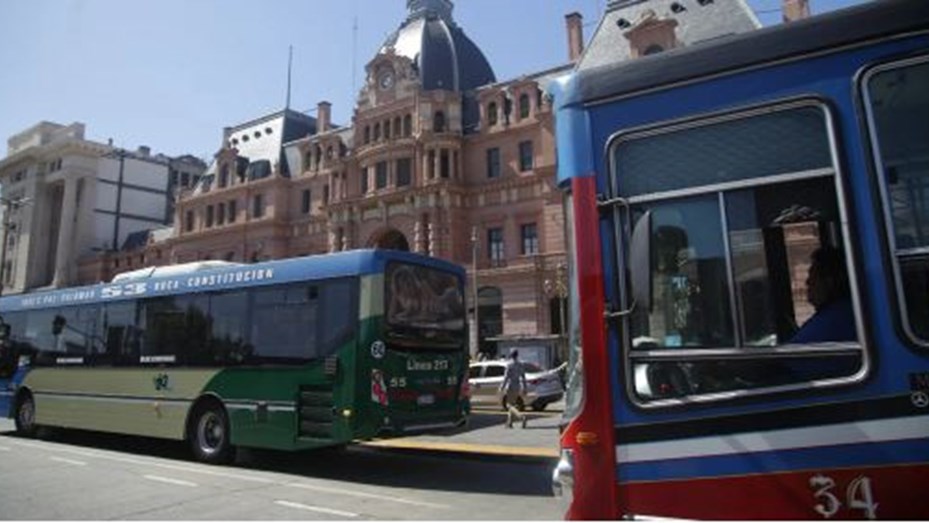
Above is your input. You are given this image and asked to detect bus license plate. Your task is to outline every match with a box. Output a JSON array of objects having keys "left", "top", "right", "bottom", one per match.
[{"left": 417, "top": 394, "right": 435, "bottom": 406}]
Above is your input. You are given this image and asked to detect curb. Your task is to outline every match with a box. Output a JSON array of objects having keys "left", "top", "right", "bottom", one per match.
[{"left": 360, "top": 439, "right": 558, "bottom": 461}]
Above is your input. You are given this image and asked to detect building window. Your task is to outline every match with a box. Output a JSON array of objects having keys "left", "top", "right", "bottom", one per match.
[
  {"left": 361, "top": 167, "right": 369, "bottom": 193},
  {"left": 185, "top": 210, "right": 194, "bottom": 232},
  {"left": 487, "top": 228, "right": 505, "bottom": 264},
  {"left": 519, "top": 140, "right": 534, "bottom": 172},
  {"left": 519, "top": 93, "right": 530, "bottom": 119},
  {"left": 440, "top": 150, "right": 450, "bottom": 179},
  {"left": 393, "top": 117, "right": 401, "bottom": 137},
  {"left": 364, "top": 126, "right": 371, "bottom": 144},
  {"left": 323, "top": 185, "right": 329, "bottom": 204},
  {"left": 228, "top": 200, "right": 237, "bottom": 223},
  {"left": 434, "top": 111, "right": 446, "bottom": 133},
  {"left": 486, "top": 148, "right": 501, "bottom": 179},
  {"left": 375, "top": 161, "right": 388, "bottom": 189},
  {"left": 521, "top": 223, "right": 538, "bottom": 255},
  {"left": 396, "top": 158, "right": 412, "bottom": 187},
  {"left": 217, "top": 203, "right": 226, "bottom": 225},
  {"left": 384, "top": 119, "right": 391, "bottom": 140},
  {"left": 206, "top": 205, "right": 215, "bottom": 228},
  {"left": 374, "top": 123, "right": 381, "bottom": 141},
  {"left": 487, "top": 102, "right": 498, "bottom": 126},
  {"left": 314, "top": 146, "right": 322, "bottom": 170},
  {"left": 252, "top": 194, "right": 264, "bottom": 219},
  {"left": 404, "top": 114, "right": 413, "bottom": 137},
  {"left": 301, "top": 189, "right": 311, "bottom": 214},
  {"left": 219, "top": 164, "right": 229, "bottom": 188}
]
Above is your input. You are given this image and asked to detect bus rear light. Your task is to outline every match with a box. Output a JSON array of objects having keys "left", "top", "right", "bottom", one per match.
[
  {"left": 575, "top": 431, "right": 599, "bottom": 446},
  {"left": 460, "top": 376, "right": 471, "bottom": 398}
]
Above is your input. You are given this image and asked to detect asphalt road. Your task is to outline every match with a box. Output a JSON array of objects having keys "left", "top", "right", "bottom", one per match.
[{"left": 0, "top": 419, "right": 564, "bottom": 520}]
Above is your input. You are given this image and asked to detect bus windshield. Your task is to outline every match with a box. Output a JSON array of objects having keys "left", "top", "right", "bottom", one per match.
[{"left": 385, "top": 262, "right": 465, "bottom": 342}]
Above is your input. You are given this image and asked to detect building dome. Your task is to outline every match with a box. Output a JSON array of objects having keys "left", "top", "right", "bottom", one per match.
[{"left": 380, "top": 0, "right": 496, "bottom": 91}]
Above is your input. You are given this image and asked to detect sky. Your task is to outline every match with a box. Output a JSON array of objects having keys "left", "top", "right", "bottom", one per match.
[{"left": 0, "top": 0, "right": 870, "bottom": 161}]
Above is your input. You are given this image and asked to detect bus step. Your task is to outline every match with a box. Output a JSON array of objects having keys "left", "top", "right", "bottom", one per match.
[
  {"left": 300, "top": 421, "right": 334, "bottom": 437},
  {"left": 300, "top": 406, "right": 334, "bottom": 421},
  {"left": 300, "top": 390, "right": 333, "bottom": 406}
]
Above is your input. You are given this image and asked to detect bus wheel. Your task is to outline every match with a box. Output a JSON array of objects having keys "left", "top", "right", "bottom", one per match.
[
  {"left": 14, "top": 393, "right": 37, "bottom": 437},
  {"left": 189, "top": 404, "right": 233, "bottom": 464}
]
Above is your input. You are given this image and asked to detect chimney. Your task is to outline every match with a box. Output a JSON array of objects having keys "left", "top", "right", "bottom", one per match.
[
  {"left": 565, "top": 12, "right": 584, "bottom": 63},
  {"left": 782, "top": 0, "right": 810, "bottom": 23},
  {"left": 137, "top": 145, "right": 151, "bottom": 157},
  {"left": 317, "top": 101, "right": 332, "bottom": 133}
]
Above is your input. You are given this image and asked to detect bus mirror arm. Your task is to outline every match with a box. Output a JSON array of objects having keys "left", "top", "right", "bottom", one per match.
[{"left": 630, "top": 210, "right": 652, "bottom": 313}]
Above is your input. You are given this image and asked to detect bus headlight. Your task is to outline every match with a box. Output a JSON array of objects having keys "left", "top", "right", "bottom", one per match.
[{"left": 552, "top": 448, "right": 575, "bottom": 503}]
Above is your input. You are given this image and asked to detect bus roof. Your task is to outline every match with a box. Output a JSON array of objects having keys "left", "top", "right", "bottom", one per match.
[
  {"left": 0, "top": 249, "right": 464, "bottom": 312},
  {"left": 569, "top": 0, "right": 929, "bottom": 107}
]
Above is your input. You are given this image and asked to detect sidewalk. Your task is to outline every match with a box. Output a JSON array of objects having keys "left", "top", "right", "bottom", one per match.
[{"left": 362, "top": 403, "right": 563, "bottom": 460}]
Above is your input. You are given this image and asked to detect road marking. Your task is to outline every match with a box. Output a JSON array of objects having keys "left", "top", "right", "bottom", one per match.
[
  {"left": 285, "top": 482, "right": 449, "bottom": 509},
  {"left": 143, "top": 475, "right": 198, "bottom": 487},
  {"left": 274, "top": 500, "right": 358, "bottom": 518},
  {"left": 9, "top": 440, "right": 272, "bottom": 484},
  {"left": 49, "top": 456, "right": 87, "bottom": 466}
]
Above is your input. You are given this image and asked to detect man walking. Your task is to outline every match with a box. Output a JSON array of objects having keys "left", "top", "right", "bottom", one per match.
[{"left": 500, "top": 349, "right": 528, "bottom": 428}]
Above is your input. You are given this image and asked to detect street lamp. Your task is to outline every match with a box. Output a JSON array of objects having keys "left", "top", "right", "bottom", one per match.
[
  {"left": 470, "top": 225, "right": 480, "bottom": 359},
  {"left": 103, "top": 148, "right": 129, "bottom": 252},
  {"left": 0, "top": 196, "right": 33, "bottom": 297},
  {"left": 544, "top": 262, "right": 568, "bottom": 364}
]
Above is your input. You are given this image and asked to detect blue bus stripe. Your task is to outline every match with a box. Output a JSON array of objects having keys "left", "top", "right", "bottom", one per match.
[{"left": 618, "top": 437, "right": 929, "bottom": 483}]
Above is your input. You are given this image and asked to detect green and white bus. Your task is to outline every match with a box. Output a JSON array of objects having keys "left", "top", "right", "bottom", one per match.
[{"left": 0, "top": 249, "right": 469, "bottom": 463}]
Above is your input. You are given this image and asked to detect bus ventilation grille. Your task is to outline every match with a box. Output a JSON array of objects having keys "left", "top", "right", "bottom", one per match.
[{"left": 298, "top": 386, "right": 335, "bottom": 439}]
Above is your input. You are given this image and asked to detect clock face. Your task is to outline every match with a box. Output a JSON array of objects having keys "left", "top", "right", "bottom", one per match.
[{"left": 379, "top": 72, "right": 394, "bottom": 90}]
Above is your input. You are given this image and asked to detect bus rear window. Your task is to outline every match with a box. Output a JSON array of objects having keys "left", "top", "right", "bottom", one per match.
[{"left": 385, "top": 263, "right": 465, "bottom": 335}]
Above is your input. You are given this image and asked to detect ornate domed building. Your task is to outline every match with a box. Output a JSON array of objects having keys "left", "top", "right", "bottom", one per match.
[{"left": 78, "top": 0, "right": 761, "bottom": 360}]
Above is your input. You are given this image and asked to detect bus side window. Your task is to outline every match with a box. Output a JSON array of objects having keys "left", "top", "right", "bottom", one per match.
[
  {"left": 618, "top": 104, "right": 864, "bottom": 401},
  {"left": 103, "top": 301, "right": 140, "bottom": 365},
  {"left": 865, "top": 58, "right": 929, "bottom": 343}
]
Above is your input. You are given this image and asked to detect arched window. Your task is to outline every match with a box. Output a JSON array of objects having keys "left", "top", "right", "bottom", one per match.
[
  {"left": 403, "top": 114, "right": 413, "bottom": 137},
  {"left": 314, "top": 145, "right": 322, "bottom": 170},
  {"left": 374, "top": 122, "right": 381, "bottom": 141},
  {"left": 326, "top": 146, "right": 333, "bottom": 159},
  {"left": 364, "top": 126, "right": 371, "bottom": 144},
  {"left": 487, "top": 102, "right": 498, "bottom": 126},
  {"left": 219, "top": 163, "right": 230, "bottom": 188},
  {"left": 303, "top": 151, "right": 312, "bottom": 171},
  {"left": 383, "top": 119, "right": 391, "bottom": 140},
  {"left": 394, "top": 117, "right": 402, "bottom": 137},
  {"left": 433, "top": 111, "right": 446, "bottom": 133},
  {"left": 519, "top": 94, "right": 530, "bottom": 119}
]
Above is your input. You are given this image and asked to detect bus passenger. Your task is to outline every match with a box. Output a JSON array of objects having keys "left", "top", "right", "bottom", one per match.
[{"left": 790, "top": 246, "right": 856, "bottom": 343}]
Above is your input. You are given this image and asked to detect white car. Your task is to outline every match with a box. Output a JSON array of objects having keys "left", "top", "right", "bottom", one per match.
[{"left": 467, "top": 360, "right": 564, "bottom": 411}]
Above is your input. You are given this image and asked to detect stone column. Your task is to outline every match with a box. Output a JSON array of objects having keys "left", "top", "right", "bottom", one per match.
[{"left": 52, "top": 177, "right": 78, "bottom": 287}]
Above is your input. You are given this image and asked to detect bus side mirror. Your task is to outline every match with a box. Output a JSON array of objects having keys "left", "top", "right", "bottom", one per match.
[
  {"left": 52, "top": 315, "right": 66, "bottom": 335},
  {"left": 630, "top": 211, "right": 653, "bottom": 312}
]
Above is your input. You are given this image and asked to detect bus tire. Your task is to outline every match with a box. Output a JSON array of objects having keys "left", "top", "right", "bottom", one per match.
[
  {"left": 14, "top": 392, "right": 37, "bottom": 437},
  {"left": 188, "top": 402, "right": 234, "bottom": 465}
]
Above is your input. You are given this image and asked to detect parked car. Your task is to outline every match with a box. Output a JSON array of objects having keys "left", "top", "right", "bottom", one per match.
[{"left": 467, "top": 360, "right": 564, "bottom": 411}]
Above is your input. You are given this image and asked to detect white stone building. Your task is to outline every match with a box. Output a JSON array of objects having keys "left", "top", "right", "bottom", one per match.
[{"left": 0, "top": 121, "right": 205, "bottom": 294}]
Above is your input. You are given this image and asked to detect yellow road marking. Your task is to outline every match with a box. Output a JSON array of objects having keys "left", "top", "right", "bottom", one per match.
[{"left": 363, "top": 439, "right": 558, "bottom": 458}]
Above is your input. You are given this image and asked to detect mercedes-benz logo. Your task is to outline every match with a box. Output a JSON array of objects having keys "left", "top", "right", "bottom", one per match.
[
  {"left": 370, "top": 340, "right": 386, "bottom": 359},
  {"left": 911, "top": 391, "right": 929, "bottom": 409}
]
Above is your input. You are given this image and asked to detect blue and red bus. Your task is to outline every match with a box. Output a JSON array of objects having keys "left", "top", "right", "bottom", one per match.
[{"left": 550, "top": 1, "right": 929, "bottom": 519}]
